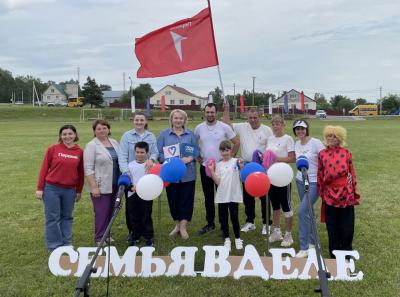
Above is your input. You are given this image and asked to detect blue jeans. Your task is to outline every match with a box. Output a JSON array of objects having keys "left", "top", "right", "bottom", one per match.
[
  {"left": 296, "top": 179, "right": 319, "bottom": 251},
  {"left": 43, "top": 183, "right": 76, "bottom": 250}
]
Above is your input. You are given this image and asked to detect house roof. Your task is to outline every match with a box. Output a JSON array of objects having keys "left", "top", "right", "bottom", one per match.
[
  {"left": 156, "top": 85, "right": 206, "bottom": 100},
  {"left": 44, "top": 84, "right": 68, "bottom": 97},
  {"left": 102, "top": 91, "right": 126, "bottom": 98},
  {"left": 273, "top": 89, "right": 315, "bottom": 102}
]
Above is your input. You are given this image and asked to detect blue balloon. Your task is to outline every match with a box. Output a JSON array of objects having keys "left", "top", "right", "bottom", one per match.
[
  {"left": 240, "top": 162, "right": 265, "bottom": 182},
  {"left": 160, "top": 157, "right": 187, "bottom": 183}
]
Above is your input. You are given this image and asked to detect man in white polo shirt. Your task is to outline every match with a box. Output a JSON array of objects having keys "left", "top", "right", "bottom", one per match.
[
  {"left": 223, "top": 104, "right": 273, "bottom": 235},
  {"left": 194, "top": 103, "right": 240, "bottom": 235}
]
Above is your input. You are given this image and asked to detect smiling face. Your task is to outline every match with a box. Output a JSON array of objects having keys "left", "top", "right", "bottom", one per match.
[
  {"left": 326, "top": 133, "right": 340, "bottom": 147},
  {"left": 60, "top": 128, "right": 76, "bottom": 146},
  {"left": 204, "top": 105, "right": 217, "bottom": 124},
  {"left": 135, "top": 147, "right": 147, "bottom": 163},
  {"left": 220, "top": 147, "right": 232, "bottom": 161},
  {"left": 248, "top": 111, "right": 261, "bottom": 129},
  {"left": 295, "top": 127, "right": 307, "bottom": 140},
  {"left": 94, "top": 124, "right": 110, "bottom": 139},
  {"left": 134, "top": 114, "right": 147, "bottom": 131},
  {"left": 271, "top": 121, "right": 284, "bottom": 136},
  {"left": 171, "top": 112, "right": 185, "bottom": 129}
]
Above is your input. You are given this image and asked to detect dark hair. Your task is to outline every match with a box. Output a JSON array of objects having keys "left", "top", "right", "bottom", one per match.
[
  {"left": 92, "top": 119, "right": 111, "bottom": 136},
  {"left": 204, "top": 103, "right": 217, "bottom": 112},
  {"left": 134, "top": 141, "right": 149, "bottom": 153},
  {"left": 58, "top": 124, "right": 79, "bottom": 142},
  {"left": 133, "top": 112, "right": 148, "bottom": 130},
  {"left": 219, "top": 139, "right": 233, "bottom": 150},
  {"left": 292, "top": 119, "right": 310, "bottom": 136}
]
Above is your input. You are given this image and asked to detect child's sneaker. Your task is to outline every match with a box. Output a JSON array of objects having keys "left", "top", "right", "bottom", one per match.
[
  {"left": 281, "top": 232, "right": 293, "bottom": 247},
  {"left": 269, "top": 228, "right": 283, "bottom": 243},
  {"left": 235, "top": 238, "right": 244, "bottom": 250},
  {"left": 240, "top": 222, "right": 256, "bottom": 232},
  {"left": 224, "top": 238, "right": 231, "bottom": 252},
  {"left": 295, "top": 250, "right": 308, "bottom": 258},
  {"left": 261, "top": 224, "right": 271, "bottom": 235}
]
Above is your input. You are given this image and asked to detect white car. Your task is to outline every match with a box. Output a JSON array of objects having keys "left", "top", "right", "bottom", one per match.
[{"left": 316, "top": 110, "right": 327, "bottom": 118}]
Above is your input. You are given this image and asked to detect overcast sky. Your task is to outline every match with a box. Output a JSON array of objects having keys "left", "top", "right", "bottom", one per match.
[{"left": 1, "top": 0, "right": 399, "bottom": 101}]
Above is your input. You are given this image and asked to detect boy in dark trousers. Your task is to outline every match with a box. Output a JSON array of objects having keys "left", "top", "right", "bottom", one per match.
[{"left": 127, "top": 142, "right": 154, "bottom": 246}]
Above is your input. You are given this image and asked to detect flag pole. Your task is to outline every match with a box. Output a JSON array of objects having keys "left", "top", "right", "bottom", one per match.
[{"left": 207, "top": 0, "right": 226, "bottom": 102}]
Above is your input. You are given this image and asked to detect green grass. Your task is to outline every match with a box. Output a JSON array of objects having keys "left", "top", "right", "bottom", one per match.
[{"left": 0, "top": 107, "right": 399, "bottom": 297}]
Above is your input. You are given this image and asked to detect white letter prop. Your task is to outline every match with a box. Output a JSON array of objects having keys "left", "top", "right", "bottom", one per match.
[
  {"left": 270, "top": 248, "right": 298, "bottom": 279},
  {"left": 101, "top": 246, "right": 139, "bottom": 277},
  {"left": 233, "top": 245, "right": 269, "bottom": 280},
  {"left": 74, "top": 247, "right": 102, "bottom": 277},
  {"left": 166, "top": 246, "right": 198, "bottom": 277},
  {"left": 140, "top": 247, "right": 167, "bottom": 277},
  {"left": 333, "top": 250, "right": 363, "bottom": 281},
  {"left": 48, "top": 246, "right": 78, "bottom": 276},
  {"left": 201, "top": 246, "right": 231, "bottom": 277},
  {"left": 299, "top": 248, "right": 328, "bottom": 280}
]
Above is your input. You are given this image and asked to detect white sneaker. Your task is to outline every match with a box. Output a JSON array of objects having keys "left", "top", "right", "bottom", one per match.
[
  {"left": 281, "top": 232, "right": 294, "bottom": 247},
  {"left": 241, "top": 222, "right": 256, "bottom": 232},
  {"left": 295, "top": 250, "right": 309, "bottom": 258},
  {"left": 235, "top": 238, "right": 244, "bottom": 250},
  {"left": 309, "top": 244, "right": 315, "bottom": 249},
  {"left": 269, "top": 229, "right": 283, "bottom": 243},
  {"left": 261, "top": 224, "right": 271, "bottom": 235},
  {"left": 224, "top": 238, "right": 231, "bottom": 252}
]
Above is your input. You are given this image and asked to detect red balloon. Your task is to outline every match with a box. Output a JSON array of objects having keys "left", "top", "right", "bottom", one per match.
[
  {"left": 244, "top": 172, "right": 271, "bottom": 198},
  {"left": 148, "top": 164, "right": 169, "bottom": 187},
  {"left": 148, "top": 164, "right": 162, "bottom": 175}
]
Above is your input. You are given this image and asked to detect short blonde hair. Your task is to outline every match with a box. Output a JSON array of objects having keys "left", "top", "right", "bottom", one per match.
[
  {"left": 169, "top": 109, "right": 188, "bottom": 127},
  {"left": 271, "top": 114, "right": 285, "bottom": 125},
  {"left": 323, "top": 125, "right": 347, "bottom": 147}
]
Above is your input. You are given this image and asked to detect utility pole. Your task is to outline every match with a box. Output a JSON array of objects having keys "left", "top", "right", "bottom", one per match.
[
  {"left": 379, "top": 86, "right": 382, "bottom": 115},
  {"left": 252, "top": 76, "right": 256, "bottom": 106},
  {"left": 233, "top": 83, "right": 236, "bottom": 119},
  {"left": 129, "top": 76, "right": 133, "bottom": 98}
]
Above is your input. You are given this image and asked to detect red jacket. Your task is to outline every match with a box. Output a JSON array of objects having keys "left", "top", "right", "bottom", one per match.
[
  {"left": 37, "top": 143, "right": 84, "bottom": 193},
  {"left": 317, "top": 146, "right": 360, "bottom": 208}
]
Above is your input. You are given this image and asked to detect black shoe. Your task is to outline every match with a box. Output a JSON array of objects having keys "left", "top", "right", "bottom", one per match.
[
  {"left": 128, "top": 239, "right": 140, "bottom": 247},
  {"left": 127, "top": 232, "right": 133, "bottom": 244},
  {"left": 198, "top": 224, "right": 215, "bottom": 235},
  {"left": 145, "top": 239, "right": 154, "bottom": 247}
]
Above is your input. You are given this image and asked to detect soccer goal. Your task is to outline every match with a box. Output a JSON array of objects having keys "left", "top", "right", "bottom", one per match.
[{"left": 79, "top": 109, "right": 103, "bottom": 122}]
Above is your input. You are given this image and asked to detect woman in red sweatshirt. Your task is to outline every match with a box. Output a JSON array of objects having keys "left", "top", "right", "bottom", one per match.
[
  {"left": 318, "top": 125, "right": 360, "bottom": 258},
  {"left": 36, "top": 124, "right": 84, "bottom": 251}
]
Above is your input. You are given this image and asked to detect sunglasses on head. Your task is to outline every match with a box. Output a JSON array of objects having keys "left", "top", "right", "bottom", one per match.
[{"left": 220, "top": 147, "right": 231, "bottom": 151}]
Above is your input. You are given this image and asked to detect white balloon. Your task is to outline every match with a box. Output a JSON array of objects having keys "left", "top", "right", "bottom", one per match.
[
  {"left": 267, "top": 162, "right": 293, "bottom": 187},
  {"left": 136, "top": 174, "right": 163, "bottom": 201}
]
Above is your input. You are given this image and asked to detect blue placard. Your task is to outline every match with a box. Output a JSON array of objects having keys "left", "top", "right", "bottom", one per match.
[{"left": 181, "top": 143, "right": 197, "bottom": 157}]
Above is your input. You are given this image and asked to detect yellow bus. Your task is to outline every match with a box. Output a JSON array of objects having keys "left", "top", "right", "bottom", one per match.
[
  {"left": 68, "top": 97, "right": 84, "bottom": 107},
  {"left": 349, "top": 104, "right": 378, "bottom": 116}
]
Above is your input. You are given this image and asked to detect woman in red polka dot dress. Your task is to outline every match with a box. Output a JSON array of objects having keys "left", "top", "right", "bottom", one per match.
[{"left": 317, "top": 125, "right": 360, "bottom": 258}]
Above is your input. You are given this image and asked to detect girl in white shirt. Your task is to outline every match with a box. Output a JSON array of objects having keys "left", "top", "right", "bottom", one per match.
[
  {"left": 267, "top": 115, "right": 296, "bottom": 247},
  {"left": 208, "top": 140, "right": 244, "bottom": 251}
]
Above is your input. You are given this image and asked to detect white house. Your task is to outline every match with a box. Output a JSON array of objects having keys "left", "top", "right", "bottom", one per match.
[
  {"left": 150, "top": 85, "right": 207, "bottom": 109},
  {"left": 273, "top": 89, "right": 316, "bottom": 113},
  {"left": 42, "top": 83, "right": 78, "bottom": 105}
]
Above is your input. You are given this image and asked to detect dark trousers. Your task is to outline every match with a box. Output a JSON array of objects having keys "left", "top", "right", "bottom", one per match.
[
  {"left": 242, "top": 184, "right": 272, "bottom": 225},
  {"left": 127, "top": 192, "right": 154, "bottom": 240},
  {"left": 200, "top": 165, "right": 217, "bottom": 226},
  {"left": 166, "top": 181, "right": 196, "bottom": 221},
  {"left": 325, "top": 204, "right": 355, "bottom": 258},
  {"left": 218, "top": 202, "right": 240, "bottom": 238}
]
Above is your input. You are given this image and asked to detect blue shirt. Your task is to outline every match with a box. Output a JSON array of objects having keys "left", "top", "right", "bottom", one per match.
[
  {"left": 157, "top": 128, "right": 199, "bottom": 182},
  {"left": 118, "top": 129, "right": 158, "bottom": 173}
]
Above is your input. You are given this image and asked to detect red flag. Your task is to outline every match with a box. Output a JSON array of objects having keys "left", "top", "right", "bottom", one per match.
[
  {"left": 135, "top": 7, "right": 219, "bottom": 78},
  {"left": 300, "top": 91, "right": 305, "bottom": 112},
  {"left": 161, "top": 95, "right": 165, "bottom": 112},
  {"left": 240, "top": 95, "right": 244, "bottom": 113}
]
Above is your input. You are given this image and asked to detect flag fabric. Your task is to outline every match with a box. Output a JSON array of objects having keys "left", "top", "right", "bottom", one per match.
[
  {"left": 301, "top": 91, "right": 305, "bottom": 112},
  {"left": 268, "top": 96, "right": 272, "bottom": 115},
  {"left": 131, "top": 96, "right": 136, "bottom": 113},
  {"left": 161, "top": 95, "right": 165, "bottom": 112},
  {"left": 240, "top": 95, "right": 244, "bottom": 113},
  {"left": 135, "top": 7, "right": 219, "bottom": 78},
  {"left": 146, "top": 97, "right": 151, "bottom": 116},
  {"left": 284, "top": 94, "right": 288, "bottom": 113}
]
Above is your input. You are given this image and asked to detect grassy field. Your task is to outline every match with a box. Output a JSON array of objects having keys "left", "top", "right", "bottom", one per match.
[{"left": 0, "top": 106, "right": 399, "bottom": 297}]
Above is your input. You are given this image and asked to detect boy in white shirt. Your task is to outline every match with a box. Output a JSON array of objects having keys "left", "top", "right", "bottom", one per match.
[
  {"left": 208, "top": 140, "right": 244, "bottom": 251},
  {"left": 127, "top": 141, "right": 154, "bottom": 247}
]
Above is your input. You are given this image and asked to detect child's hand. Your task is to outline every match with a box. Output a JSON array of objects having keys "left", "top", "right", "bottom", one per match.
[
  {"left": 238, "top": 159, "right": 244, "bottom": 169},
  {"left": 207, "top": 162, "right": 215, "bottom": 172},
  {"left": 130, "top": 185, "right": 135, "bottom": 192}
]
